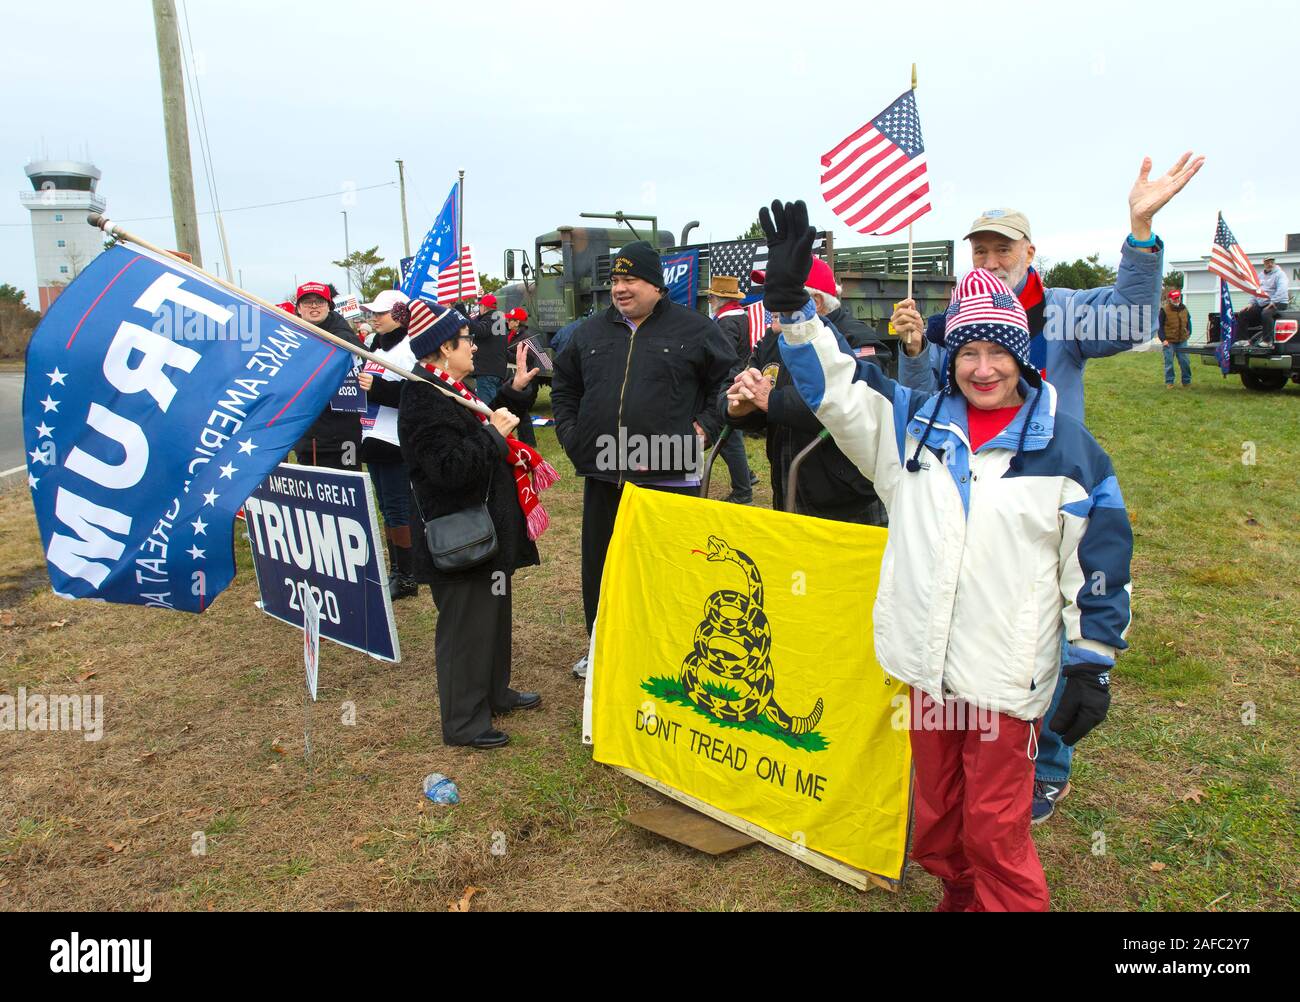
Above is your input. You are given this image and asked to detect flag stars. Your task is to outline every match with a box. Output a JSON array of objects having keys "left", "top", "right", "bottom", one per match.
[
  {"left": 218, "top": 462, "right": 238, "bottom": 480},
  {"left": 28, "top": 473, "right": 38, "bottom": 490},
  {"left": 192, "top": 517, "right": 208, "bottom": 536},
  {"left": 237, "top": 438, "right": 257, "bottom": 455},
  {"left": 202, "top": 488, "right": 219, "bottom": 507},
  {"left": 40, "top": 396, "right": 60, "bottom": 413},
  {"left": 28, "top": 447, "right": 48, "bottom": 466},
  {"left": 35, "top": 422, "right": 54, "bottom": 438},
  {"left": 187, "top": 545, "right": 206, "bottom": 561},
  {"left": 47, "top": 368, "right": 67, "bottom": 386}
]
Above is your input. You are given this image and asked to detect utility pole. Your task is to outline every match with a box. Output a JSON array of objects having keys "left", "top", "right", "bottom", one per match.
[
  {"left": 341, "top": 210, "right": 351, "bottom": 293},
  {"left": 151, "top": 0, "right": 203, "bottom": 266},
  {"left": 397, "top": 159, "right": 411, "bottom": 259}
]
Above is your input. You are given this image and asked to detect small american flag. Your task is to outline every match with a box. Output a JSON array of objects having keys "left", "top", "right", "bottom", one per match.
[
  {"left": 1216, "top": 278, "right": 1236, "bottom": 375},
  {"left": 436, "top": 246, "right": 481, "bottom": 304},
  {"left": 821, "top": 89, "right": 932, "bottom": 236},
  {"left": 744, "top": 300, "right": 770, "bottom": 351},
  {"left": 1208, "top": 214, "right": 1264, "bottom": 297}
]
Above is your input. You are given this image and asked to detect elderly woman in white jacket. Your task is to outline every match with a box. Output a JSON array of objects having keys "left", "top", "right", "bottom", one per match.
[{"left": 730, "top": 201, "right": 1133, "bottom": 912}]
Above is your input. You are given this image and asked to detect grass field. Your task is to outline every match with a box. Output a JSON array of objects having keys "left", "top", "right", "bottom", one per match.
[{"left": 1, "top": 351, "right": 1297, "bottom": 911}]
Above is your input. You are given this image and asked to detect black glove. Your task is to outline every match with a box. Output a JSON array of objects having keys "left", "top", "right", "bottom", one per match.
[
  {"left": 1048, "top": 663, "right": 1111, "bottom": 746},
  {"left": 757, "top": 199, "right": 816, "bottom": 313}
]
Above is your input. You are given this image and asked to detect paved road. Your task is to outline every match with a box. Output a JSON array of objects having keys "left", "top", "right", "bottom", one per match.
[{"left": 1, "top": 370, "right": 25, "bottom": 486}]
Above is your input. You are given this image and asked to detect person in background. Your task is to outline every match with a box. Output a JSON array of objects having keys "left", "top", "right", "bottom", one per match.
[
  {"left": 503, "top": 308, "right": 540, "bottom": 447},
  {"left": 552, "top": 241, "right": 736, "bottom": 679},
  {"left": 1238, "top": 256, "right": 1290, "bottom": 345},
  {"left": 292, "top": 281, "right": 363, "bottom": 470},
  {"left": 1158, "top": 288, "right": 1193, "bottom": 389},
  {"left": 705, "top": 275, "right": 758, "bottom": 504},
  {"left": 357, "top": 289, "right": 417, "bottom": 598},
  {"left": 726, "top": 260, "right": 891, "bottom": 525},
  {"left": 399, "top": 300, "right": 553, "bottom": 749},
  {"left": 470, "top": 293, "right": 509, "bottom": 404}
]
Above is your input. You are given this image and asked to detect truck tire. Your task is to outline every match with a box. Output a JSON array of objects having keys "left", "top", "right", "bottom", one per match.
[{"left": 1240, "top": 370, "right": 1288, "bottom": 392}]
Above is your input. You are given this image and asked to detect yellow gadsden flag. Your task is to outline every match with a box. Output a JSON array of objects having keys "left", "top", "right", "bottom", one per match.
[{"left": 591, "top": 485, "right": 911, "bottom": 882}]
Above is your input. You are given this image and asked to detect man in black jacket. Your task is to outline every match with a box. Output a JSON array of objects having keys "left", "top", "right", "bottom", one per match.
[
  {"left": 469, "top": 293, "right": 509, "bottom": 405},
  {"left": 292, "top": 281, "right": 363, "bottom": 470},
  {"left": 726, "top": 260, "right": 892, "bottom": 525},
  {"left": 552, "top": 241, "right": 737, "bottom": 677}
]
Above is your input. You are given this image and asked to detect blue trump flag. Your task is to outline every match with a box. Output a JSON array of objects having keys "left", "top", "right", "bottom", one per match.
[
  {"left": 401, "top": 183, "right": 457, "bottom": 301},
  {"left": 1216, "top": 278, "right": 1236, "bottom": 375},
  {"left": 661, "top": 249, "right": 699, "bottom": 308},
  {"left": 23, "top": 242, "right": 353, "bottom": 613}
]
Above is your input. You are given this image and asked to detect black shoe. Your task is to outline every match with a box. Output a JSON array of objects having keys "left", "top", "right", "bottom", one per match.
[
  {"left": 494, "top": 692, "right": 541, "bottom": 714},
  {"left": 388, "top": 573, "right": 418, "bottom": 600},
  {"left": 749, "top": 471, "right": 759, "bottom": 487},
  {"left": 723, "top": 490, "right": 753, "bottom": 504},
  {"left": 467, "top": 729, "right": 510, "bottom": 749}
]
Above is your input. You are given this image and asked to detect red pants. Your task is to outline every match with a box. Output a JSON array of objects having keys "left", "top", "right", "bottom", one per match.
[{"left": 908, "top": 690, "right": 1049, "bottom": 912}]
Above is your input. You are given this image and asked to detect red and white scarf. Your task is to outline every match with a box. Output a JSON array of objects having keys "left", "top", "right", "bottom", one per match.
[{"left": 425, "top": 366, "right": 558, "bottom": 540}]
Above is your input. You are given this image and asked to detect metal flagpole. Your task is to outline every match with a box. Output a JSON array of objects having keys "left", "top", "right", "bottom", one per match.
[
  {"left": 86, "top": 213, "right": 493, "bottom": 417},
  {"left": 457, "top": 168, "right": 465, "bottom": 304},
  {"left": 907, "top": 62, "right": 917, "bottom": 304}
]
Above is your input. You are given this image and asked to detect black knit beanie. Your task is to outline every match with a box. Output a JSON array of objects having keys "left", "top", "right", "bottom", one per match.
[{"left": 610, "top": 241, "right": 664, "bottom": 289}]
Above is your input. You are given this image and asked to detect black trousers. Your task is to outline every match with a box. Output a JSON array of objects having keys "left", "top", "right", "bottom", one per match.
[
  {"left": 717, "top": 427, "right": 752, "bottom": 493},
  {"left": 581, "top": 478, "right": 698, "bottom": 635},
  {"left": 1238, "top": 302, "right": 1284, "bottom": 342},
  {"left": 427, "top": 569, "right": 515, "bottom": 744}
]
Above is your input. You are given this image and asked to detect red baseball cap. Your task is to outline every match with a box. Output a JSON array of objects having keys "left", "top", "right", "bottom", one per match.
[
  {"left": 480, "top": 293, "right": 498, "bottom": 309},
  {"left": 296, "top": 281, "right": 333, "bottom": 303},
  {"left": 1168, "top": 288, "right": 1182, "bottom": 300},
  {"left": 505, "top": 307, "right": 528, "bottom": 322}
]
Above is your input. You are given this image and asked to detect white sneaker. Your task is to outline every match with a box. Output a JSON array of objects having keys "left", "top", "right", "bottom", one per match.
[{"left": 571, "top": 654, "right": 588, "bottom": 679}]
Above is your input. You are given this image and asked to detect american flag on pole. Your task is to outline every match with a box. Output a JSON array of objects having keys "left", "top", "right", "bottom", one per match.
[
  {"left": 435, "top": 246, "right": 481, "bottom": 304},
  {"left": 1216, "top": 278, "right": 1236, "bottom": 375},
  {"left": 1208, "top": 213, "right": 1264, "bottom": 297},
  {"left": 821, "top": 89, "right": 931, "bottom": 236}
]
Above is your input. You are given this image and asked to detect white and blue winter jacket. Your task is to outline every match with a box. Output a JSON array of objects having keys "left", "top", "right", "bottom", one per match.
[{"left": 779, "top": 313, "right": 1132, "bottom": 721}]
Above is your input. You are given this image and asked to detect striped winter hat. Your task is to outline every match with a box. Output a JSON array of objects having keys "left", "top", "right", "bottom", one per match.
[
  {"left": 943, "top": 269, "right": 1039, "bottom": 387},
  {"left": 407, "top": 299, "right": 468, "bottom": 359}
]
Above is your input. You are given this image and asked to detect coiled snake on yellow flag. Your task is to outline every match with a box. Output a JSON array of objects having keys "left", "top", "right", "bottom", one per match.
[{"left": 681, "top": 535, "right": 824, "bottom": 734}]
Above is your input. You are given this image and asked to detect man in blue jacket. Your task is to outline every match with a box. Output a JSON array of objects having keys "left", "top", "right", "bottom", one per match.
[{"left": 890, "top": 152, "right": 1203, "bottom": 823}]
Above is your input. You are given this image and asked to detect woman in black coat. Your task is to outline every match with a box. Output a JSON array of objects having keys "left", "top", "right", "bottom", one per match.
[{"left": 398, "top": 302, "right": 551, "bottom": 749}]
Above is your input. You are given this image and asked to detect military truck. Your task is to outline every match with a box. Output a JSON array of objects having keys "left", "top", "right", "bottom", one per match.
[
  {"left": 1189, "top": 309, "right": 1300, "bottom": 391},
  {"left": 495, "top": 209, "right": 956, "bottom": 377}
]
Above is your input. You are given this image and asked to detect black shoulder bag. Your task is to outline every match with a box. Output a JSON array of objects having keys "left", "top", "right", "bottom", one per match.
[{"left": 411, "top": 477, "right": 499, "bottom": 573}]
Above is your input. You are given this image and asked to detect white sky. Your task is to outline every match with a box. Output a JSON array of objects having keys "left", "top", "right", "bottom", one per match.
[{"left": 3, "top": 0, "right": 1297, "bottom": 305}]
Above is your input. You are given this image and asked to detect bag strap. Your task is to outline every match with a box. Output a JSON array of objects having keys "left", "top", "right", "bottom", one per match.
[{"left": 409, "top": 469, "right": 492, "bottom": 523}]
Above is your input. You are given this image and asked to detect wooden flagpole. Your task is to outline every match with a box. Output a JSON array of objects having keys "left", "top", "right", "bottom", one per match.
[
  {"left": 86, "top": 213, "right": 493, "bottom": 417},
  {"left": 907, "top": 62, "right": 917, "bottom": 303}
]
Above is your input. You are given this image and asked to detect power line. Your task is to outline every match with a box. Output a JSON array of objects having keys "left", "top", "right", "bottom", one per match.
[
  {"left": 178, "top": 0, "right": 231, "bottom": 276},
  {"left": 0, "top": 181, "right": 397, "bottom": 227}
]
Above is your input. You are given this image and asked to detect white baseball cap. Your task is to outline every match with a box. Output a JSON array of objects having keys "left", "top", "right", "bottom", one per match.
[{"left": 362, "top": 289, "right": 409, "bottom": 313}]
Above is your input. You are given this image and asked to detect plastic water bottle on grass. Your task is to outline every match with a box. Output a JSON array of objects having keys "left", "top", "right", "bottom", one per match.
[{"left": 422, "top": 773, "right": 460, "bottom": 805}]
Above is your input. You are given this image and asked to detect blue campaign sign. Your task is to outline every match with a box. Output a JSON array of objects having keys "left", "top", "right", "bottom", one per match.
[
  {"left": 661, "top": 249, "right": 700, "bottom": 308},
  {"left": 22, "top": 242, "right": 353, "bottom": 614},
  {"left": 330, "top": 366, "right": 368, "bottom": 413},
  {"left": 244, "top": 463, "right": 400, "bottom": 662}
]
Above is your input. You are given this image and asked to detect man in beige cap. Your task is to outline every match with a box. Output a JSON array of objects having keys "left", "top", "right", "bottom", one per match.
[{"left": 889, "top": 152, "right": 1204, "bottom": 824}]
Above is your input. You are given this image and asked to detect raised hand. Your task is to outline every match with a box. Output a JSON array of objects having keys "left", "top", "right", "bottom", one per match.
[
  {"left": 511, "top": 341, "right": 541, "bottom": 391},
  {"left": 1129, "top": 152, "right": 1205, "bottom": 240},
  {"left": 758, "top": 199, "right": 816, "bottom": 313}
]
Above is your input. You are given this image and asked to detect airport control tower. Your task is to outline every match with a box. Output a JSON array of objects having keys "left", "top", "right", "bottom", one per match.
[{"left": 20, "top": 160, "right": 107, "bottom": 311}]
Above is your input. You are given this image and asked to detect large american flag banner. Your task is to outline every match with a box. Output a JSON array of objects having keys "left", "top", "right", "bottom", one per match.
[
  {"left": 1216, "top": 278, "right": 1236, "bottom": 375},
  {"left": 706, "top": 235, "right": 827, "bottom": 298},
  {"left": 821, "top": 89, "right": 931, "bottom": 236},
  {"left": 1209, "top": 213, "right": 1264, "bottom": 297},
  {"left": 435, "top": 245, "right": 481, "bottom": 304}
]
